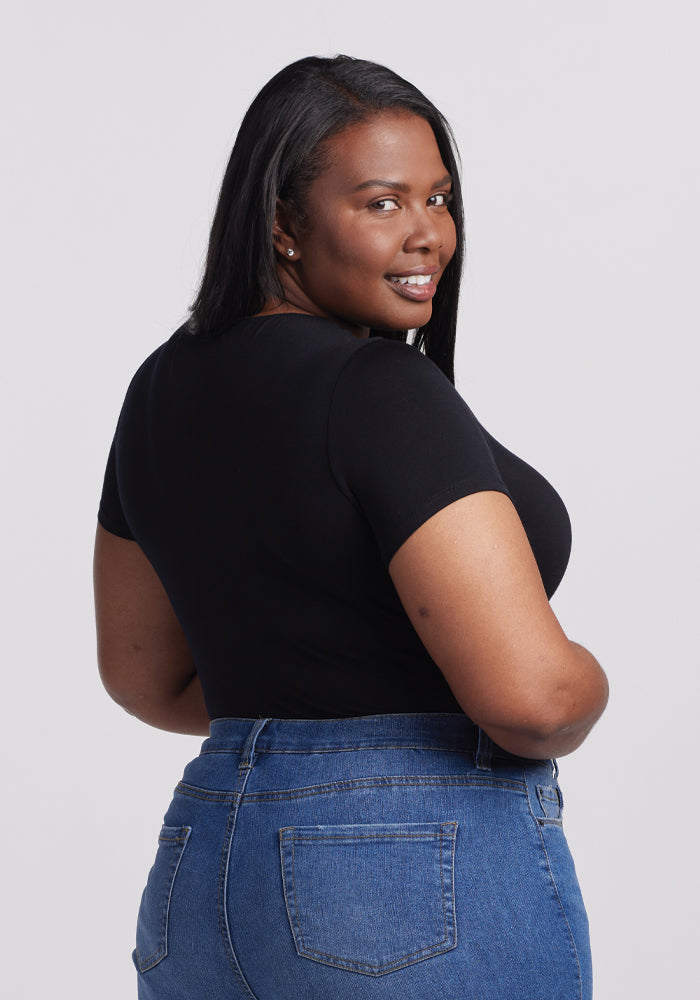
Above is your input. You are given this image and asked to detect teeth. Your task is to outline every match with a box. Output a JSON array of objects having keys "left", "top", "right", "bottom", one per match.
[{"left": 389, "top": 274, "right": 432, "bottom": 285}]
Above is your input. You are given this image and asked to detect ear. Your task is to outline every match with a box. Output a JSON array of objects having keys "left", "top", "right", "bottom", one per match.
[{"left": 272, "top": 199, "right": 300, "bottom": 260}]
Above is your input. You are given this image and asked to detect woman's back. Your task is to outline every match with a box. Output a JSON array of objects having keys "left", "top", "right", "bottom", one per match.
[{"left": 99, "top": 314, "right": 571, "bottom": 719}]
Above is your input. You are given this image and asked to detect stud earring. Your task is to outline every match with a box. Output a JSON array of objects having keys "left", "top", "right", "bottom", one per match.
[{"left": 286, "top": 248, "right": 295, "bottom": 257}]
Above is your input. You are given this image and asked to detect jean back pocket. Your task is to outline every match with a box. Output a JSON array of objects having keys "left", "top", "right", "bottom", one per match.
[
  {"left": 279, "top": 821, "right": 457, "bottom": 977},
  {"left": 133, "top": 824, "right": 191, "bottom": 973}
]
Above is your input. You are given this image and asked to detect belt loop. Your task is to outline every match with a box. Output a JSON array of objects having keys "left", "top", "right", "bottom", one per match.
[
  {"left": 239, "top": 717, "right": 270, "bottom": 773},
  {"left": 475, "top": 727, "right": 493, "bottom": 771}
]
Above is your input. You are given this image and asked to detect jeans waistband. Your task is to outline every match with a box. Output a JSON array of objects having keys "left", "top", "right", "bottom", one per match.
[{"left": 202, "top": 713, "right": 519, "bottom": 767}]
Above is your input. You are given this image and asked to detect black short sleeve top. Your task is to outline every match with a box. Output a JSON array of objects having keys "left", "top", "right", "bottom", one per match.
[{"left": 98, "top": 315, "right": 571, "bottom": 718}]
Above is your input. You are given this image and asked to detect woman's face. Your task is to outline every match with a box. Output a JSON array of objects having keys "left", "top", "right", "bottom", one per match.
[{"left": 271, "top": 112, "right": 457, "bottom": 337}]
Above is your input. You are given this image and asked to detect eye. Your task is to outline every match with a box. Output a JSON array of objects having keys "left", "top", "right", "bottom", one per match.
[
  {"left": 428, "top": 192, "right": 453, "bottom": 207},
  {"left": 369, "top": 198, "right": 400, "bottom": 212}
]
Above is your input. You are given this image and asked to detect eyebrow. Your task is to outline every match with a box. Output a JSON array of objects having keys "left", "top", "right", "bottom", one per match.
[{"left": 351, "top": 173, "right": 452, "bottom": 193}]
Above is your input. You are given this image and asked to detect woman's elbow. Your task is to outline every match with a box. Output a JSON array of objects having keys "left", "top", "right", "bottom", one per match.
[
  {"left": 506, "top": 689, "right": 608, "bottom": 758},
  {"left": 464, "top": 647, "right": 610, "bottom": 759},
  {"left": 99, "top": 671, "right": 143, "bottom": 717},
  {"left": 98, "top": 661, "right": 150, "bottom": 718},
  {"left": 97, "top": 644, "right": 197, "bottom": 718}
]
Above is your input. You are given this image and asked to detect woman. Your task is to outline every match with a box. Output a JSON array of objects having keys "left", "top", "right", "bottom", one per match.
[{"left": 94, "top": 55, "right": 608, "bottom": 999}]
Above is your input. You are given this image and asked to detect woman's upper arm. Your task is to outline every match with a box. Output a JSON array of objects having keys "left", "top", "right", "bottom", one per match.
[
  {"left": 93, "top": 523, "right": 196, "bottom": 709},
  {"left": 388, "top": 490, "right": 579, "bottom": 739}
]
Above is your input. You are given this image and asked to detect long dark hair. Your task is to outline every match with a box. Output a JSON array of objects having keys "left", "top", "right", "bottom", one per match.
[{"left": 188, "top": 55, "right": 464, "bottom": 383}]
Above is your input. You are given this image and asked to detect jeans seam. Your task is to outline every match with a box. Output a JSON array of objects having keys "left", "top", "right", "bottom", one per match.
[
  {"left": 178, "top": 775, "right": 525, "bottom": 802},
  {"left": 246, "top": 775, "right": 526, "bottom": 803},
  {"left": 533, "top": 819, "right": 583, "bottom": 1000},
  {"left": 447, "top": 821, "right": 458, "bottom": 955},
  {"left": 439, "top": 824, "right": 447, "bottom": 942},
  {"left": 201, "top": 744, "right": 521, "bottom": 759},
  {"left": 136, "top": 852, "right": 178, "bottom": 970},
  {"left": 286, "top": 831, "right": 450, "bottom": 842},
  {"left": 525, "top": 770, "right": 582, "bottom": 1000},
  {"left": 135, "top": 825, "right": 191, "bottom": 973},
  {"left": 218, "top": 799, "right": 258, "bottom": 998},
  {"left": 216, "top": 721, "right": 269, "bottom": 1000},
  {"left": 175, "top": 782, "right": 233, "bottom": 802}
]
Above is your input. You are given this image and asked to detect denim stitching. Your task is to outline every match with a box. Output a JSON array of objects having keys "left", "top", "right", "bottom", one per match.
[
  {"left": 135, "top": 825, "right": 191, "bottom": 973},
  {"left": 201, "top": 744, "right": 515, "bottom": 758},
  {"left": 217, "top": 796, "right": 253, "bottom": 994},
  {"left": 442, "top": 823, "right": 457, "bottom": 947},
  {"left": 291, "top": 835, "right": 302, "bottom": 951},
  {"left": 136, "top": 850, "right": 179, "bottom": 970},
  {"left": 216, "top": 720, "right": 269, "bottom": 1000},
  {"left": 535, "top": 785, "right": 564, "bottom": 827},
  {"left": 177, "top": 774, "right": 524, "bottom": 803},
  {"left": 285, "top": 831, "right": 451, "bottom": 842},
  {"left": 278, "top": 830, "right": 295, "bottom": 963},
  {"left": 439, "top": 825, "right": 447, "bottom": 940},
  {"left": 524, "top": 769, "right": 582, "bottom": 999},
  {"left": 244, "top": 775, "right": 525, "bottom": 803},
  {"left": 447, "top": 821, "right": 458, "bottom": 952},
  {"left": 532, "top": 819, "right": 583, "bottom": 999},
  {"left": 175, "top": 783, "right": 236, "bottom": 803},
  {"left": 282, "top": 824, "right": 457, "bottom": 974}
]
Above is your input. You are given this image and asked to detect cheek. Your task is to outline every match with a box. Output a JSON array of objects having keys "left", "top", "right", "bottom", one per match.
[
  {"left": 441, "top": 216, "right": 458, "bottom": 260},
  {"left": 343, "top": 235, "right": 391, "bottom": 276},
  {"left": 305, "top": 218, "right": 366, "bottom": 274},
  {"left": 319, "top": 231, "right": 391, "bottom": 280}
]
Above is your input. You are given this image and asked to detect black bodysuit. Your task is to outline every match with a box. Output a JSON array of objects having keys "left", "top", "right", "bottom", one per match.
[{"left": 98, "top": 315, "right": 571, "bottom": 719}]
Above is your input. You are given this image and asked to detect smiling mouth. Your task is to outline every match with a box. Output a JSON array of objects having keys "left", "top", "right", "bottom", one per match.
[
  {"left": 385, "top": 273, "right": 437, "bottom": 301},
  {"left": 388, "top": 274, "right": 432, "bottom": 286}
]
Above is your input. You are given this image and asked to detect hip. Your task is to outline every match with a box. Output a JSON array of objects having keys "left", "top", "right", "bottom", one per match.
[{"left": 133, "top": 713, "right": 591, "bottom": 1000}]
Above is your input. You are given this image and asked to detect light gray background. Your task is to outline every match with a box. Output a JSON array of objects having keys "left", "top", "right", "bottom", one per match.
[{"left": 3, "top": 1, "right": 698, "bottom": 997}]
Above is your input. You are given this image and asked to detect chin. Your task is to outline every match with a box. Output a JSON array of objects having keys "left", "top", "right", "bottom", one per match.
[{"left": 373, "top": 306, "right": 433, "bottom": 333}]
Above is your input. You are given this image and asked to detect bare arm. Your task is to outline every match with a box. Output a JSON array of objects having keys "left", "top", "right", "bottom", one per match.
[
  {"left": 93, "top": 524, "right": 210, "bottom": 736},
  {"left": 389, "top": 491, "right": 608, "bottom": 758}
]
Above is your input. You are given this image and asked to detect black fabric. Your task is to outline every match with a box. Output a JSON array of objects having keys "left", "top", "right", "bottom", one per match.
[{"left": 98, "top": 315, "right": 571, "bottom": 719}]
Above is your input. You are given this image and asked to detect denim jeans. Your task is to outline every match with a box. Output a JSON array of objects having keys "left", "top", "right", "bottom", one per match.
[{"left": 133, "top": 714, "right": 591, "bottom": 999}]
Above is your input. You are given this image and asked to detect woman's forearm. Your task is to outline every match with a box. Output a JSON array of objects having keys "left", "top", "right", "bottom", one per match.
[{"left": 114, "top": 671, "right": 211, "bottom": 736}]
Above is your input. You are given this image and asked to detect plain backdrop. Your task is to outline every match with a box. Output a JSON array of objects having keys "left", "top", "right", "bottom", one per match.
[{"left": 3, "top": 1, "right": 698, "bottom": 997}]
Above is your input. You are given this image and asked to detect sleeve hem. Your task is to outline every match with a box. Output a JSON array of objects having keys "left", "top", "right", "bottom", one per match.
[
  {"left": 380, "top": 478, "right": 512, "bottom": 567},
  {"left": 97, "top": 508, "right": 136, "bottom": 541}
]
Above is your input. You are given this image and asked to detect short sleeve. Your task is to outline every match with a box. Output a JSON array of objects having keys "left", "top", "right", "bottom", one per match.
[
  {"left": 327, "top": 339, "right": 511, "bottom": 566},
  {"left": 97, "top": 437, "right": 135, "bottom": 540}
]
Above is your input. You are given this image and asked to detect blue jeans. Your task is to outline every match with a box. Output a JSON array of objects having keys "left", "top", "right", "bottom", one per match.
[{"left": 133, "top": 714, "right": 591, "bottom": 999}]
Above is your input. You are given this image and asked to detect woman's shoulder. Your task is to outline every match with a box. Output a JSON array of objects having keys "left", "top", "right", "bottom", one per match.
[
  {"left": 196, "top": 315, "right": 442, "bottom": 388},
  {"left": 119, "top": 316, "right": 449, "bottom": 412},
  {"left": 329, "top": 332, "right": 463, "bottom": 421}
]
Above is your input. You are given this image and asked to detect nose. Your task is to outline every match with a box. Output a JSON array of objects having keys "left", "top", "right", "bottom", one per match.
[{"left": 403, "top": 204, "right": 444, "bottom": 253}]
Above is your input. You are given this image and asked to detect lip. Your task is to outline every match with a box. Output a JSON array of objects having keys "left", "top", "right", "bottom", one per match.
[
  {"left": 385, "top": 276, "right": 437, "bottom": 302},
  {"left": 384, "top": 265, "right": 440, "bottom": 302}
]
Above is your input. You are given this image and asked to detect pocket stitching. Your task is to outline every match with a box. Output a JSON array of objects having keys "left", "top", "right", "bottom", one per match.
[
  {"left": 536, "top": 785, "right": 564, "bottom": 826},
  {"left": 281, "top": 822, "right": 457, "bottom": 975},
  {"left": 528, "top": 813, "right": 584, "bottom": 997},
  {"left": 135, "top": 825, "right": 191, "bottom": 973}
]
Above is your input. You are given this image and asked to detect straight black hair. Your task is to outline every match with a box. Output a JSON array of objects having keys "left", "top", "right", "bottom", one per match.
[{"left": 188, "top": 55, "right": 464, "bottom": 383}]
